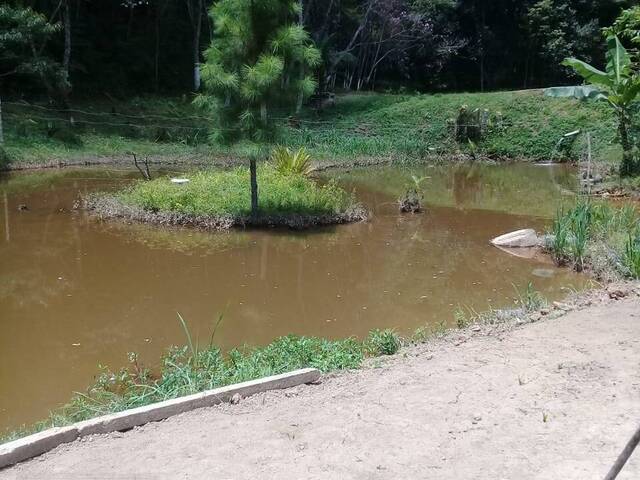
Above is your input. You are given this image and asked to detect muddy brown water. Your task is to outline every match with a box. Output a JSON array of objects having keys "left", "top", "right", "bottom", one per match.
[{"left": 0, "top": 163, "right": 586, "bottom": 432}]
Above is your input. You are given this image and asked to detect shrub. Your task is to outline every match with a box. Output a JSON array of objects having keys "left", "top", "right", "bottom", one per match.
[{"left": 365, "top": 329, "right": 401, "bottom": 356}]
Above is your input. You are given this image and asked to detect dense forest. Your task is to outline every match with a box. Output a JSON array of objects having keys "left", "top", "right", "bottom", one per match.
[{"left": 1, "top": 0, "right": 633, "bottom": 99}]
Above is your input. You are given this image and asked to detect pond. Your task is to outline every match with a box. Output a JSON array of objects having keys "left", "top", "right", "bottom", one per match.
[{"left": 0, "top": 162, "right": 587, "bottom": 432}]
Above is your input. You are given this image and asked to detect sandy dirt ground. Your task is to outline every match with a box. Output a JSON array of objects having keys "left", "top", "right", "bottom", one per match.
[{"left": 2, "top": 286, "right": 640, "bottom": 480}]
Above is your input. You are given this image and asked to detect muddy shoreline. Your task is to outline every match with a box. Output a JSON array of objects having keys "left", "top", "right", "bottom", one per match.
[
  {"left": 84, "top": 193, "right": 370, "bottom": 230},
  {"left": 3, "top": 281, "right": 638, "bottom": 478}
]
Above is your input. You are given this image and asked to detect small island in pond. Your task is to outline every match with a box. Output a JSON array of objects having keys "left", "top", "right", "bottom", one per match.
[{"left": 84, "top": 164, "right": 368, "bottom": 230}]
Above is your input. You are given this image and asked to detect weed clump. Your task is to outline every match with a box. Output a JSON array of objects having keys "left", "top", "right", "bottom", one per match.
[
  {"left": 365, "top": 329, "right": 401, "bottom": 356},
  {"left": 623, "top": 229, "right": 640, "bottom": 278}
]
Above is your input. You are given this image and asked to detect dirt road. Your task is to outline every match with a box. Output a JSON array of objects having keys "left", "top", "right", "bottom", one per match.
[{"left": 2, "top": 288, "right": 639, "bottom": 479}]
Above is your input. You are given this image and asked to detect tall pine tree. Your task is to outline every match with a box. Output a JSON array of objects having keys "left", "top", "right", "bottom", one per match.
[{"left": 196, "top": 0, "right": 321, "bottom": 142}]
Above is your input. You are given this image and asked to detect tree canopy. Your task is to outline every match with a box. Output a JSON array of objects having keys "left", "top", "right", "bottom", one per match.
[
  {"left": 0, "top": 5, "right": 65, "bottom": 92},
  {"left": 0, "top": 0, "right": 635, "bottom": 97},
  {"left": 196, "top": 0, "right": 320, "bottom": 140}
]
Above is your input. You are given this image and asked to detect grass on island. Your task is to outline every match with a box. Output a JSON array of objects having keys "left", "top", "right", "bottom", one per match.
[
  {"left": 2, "top": 90, "right": 620, "bottom": 169},
  {"left": 87, "top": 164, "right": 365, "bottom": 228}
]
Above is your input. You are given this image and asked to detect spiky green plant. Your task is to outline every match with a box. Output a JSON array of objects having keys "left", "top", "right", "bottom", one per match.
[
  {"left": 270, "top": 145, "right": 314, "bottom": 176},
  {"left": 551, "top": 209, "right": 570, "bottom": 265},
  {"left": 569, "top": 201, "right": 592, "bottom": 271},
  {"left": 624, "top": 230, "right": 640, "bottom": 278}
]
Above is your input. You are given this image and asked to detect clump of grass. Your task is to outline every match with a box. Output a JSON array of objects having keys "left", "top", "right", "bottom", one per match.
[
  {"left": 364, "top": 329, "right": 402, "bottom": 356},
  {"left": 270, "top": 146, "right": 314, "bottom": 176},
  {"left": 623, "top": 229, "right": 640, "bottom": 279},
  {"left": 514, "top": 282, "right": 548, "bottom": 312},
  {"left": 568, "top": 201, "right": 592, "bottom": 272},
  {"left": 411, "top": 319, "right": 448, "bottom": 343},
  {"left": 547, "top": 200, "right": 639, "bottom": 279},
  {"left": 454, "top": 305, "right": 470, "bottom": 328},
  {"left": 550, "top": 211, "right": 570, "bottom": 265}
]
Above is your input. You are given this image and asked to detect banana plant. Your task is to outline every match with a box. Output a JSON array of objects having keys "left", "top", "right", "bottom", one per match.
[{"left": 545, "top": 35, "right": 640, "bottom": 176}]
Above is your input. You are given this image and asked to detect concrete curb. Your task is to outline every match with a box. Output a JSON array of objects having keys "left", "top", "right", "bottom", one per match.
[{"left": 0, "top": 368, "right": 320, "bottom": 469}]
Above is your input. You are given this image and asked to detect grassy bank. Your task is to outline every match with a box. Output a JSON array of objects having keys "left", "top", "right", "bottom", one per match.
[
  {"left": 545, "top": 200, "right": 640, "bottom": 280},
  {"left": 1, "top": 326, "right": 403, "bottom": 443},
  {"left": 2, "top": 90, "right": 619, "bottom": 169},
  {"left": 3, "top": 274, "right": 583, "bottom": 445},
  {"left": 85, "top": 165, "right": 367, "bottom": 229}
]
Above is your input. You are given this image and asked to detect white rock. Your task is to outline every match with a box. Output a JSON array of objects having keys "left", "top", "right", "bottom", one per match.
[
  {"left": 171, "top": 178, "right": 190, "bottom": 184},
  {"left": 490, "top": 229, "right": 539, "bottom": 248}
]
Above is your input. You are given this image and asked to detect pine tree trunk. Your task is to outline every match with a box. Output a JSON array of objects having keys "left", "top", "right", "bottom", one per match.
[
  {"left": 250, "top": 157, "right": 259, "bottom": 218},
  {"left": 63, "top": 0, "right": 71, "bottom": 77},
  {"left": 191, "top": 0, "right": 203, "bottom": 91},
  {"left": 61, "top": 0, "right": 72, "bottom": 105},
  {"left": 296, "top": 0, "right": 305, "bottom": 114},
  {"left": 154, "top": 9, "right": 160, "bottom": 92},
  {"left": 0, "top": 97, "right": 4, "bottom": 145}
]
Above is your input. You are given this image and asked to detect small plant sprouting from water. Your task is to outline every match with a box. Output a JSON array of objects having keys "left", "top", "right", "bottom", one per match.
[
  {"left": 365, "top": 329, "right": 402, "bottom": 356},
  {"left": 398, "top": 175, "right": 429, "bottom": 213}
]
